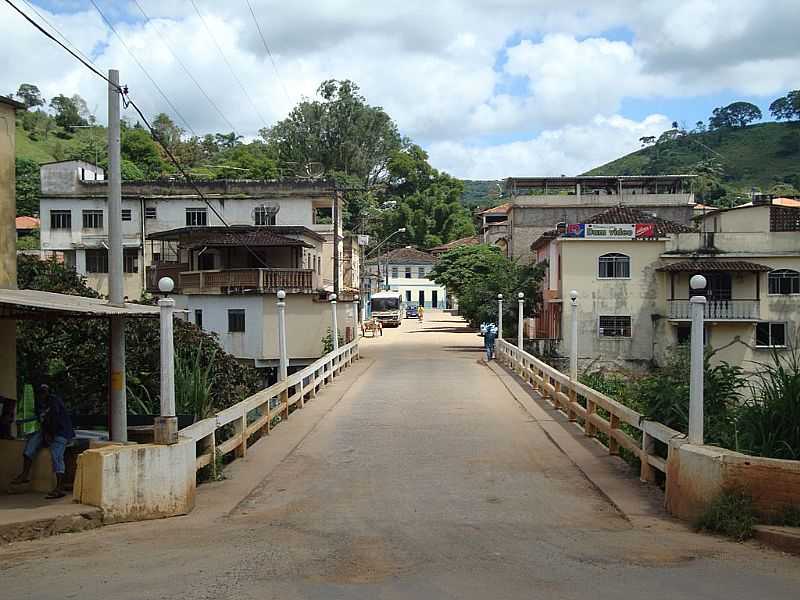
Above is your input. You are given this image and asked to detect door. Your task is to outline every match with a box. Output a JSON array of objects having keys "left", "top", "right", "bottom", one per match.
[
  {"left": 405, "top": 290, "right": 411, "bottom": 302},
  {"left": 432, "top": 290, "right": 438, "bottom": 309},
  {"left": 418, "top": 290, "right": 425, "bottom": 307}
]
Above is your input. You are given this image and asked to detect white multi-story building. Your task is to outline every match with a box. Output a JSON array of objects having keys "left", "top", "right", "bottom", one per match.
[
  {"left": 366, "top": 247, "right": 447, "bottom": 310},
  {"left": 38, "top": 160, "right": 359, "bottom": 369}
]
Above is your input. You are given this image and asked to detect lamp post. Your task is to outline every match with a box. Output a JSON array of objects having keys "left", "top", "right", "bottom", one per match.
[
  {"left": 329, "top": 293, "right": 339, "bottom": 351},
  {"left": 689, "top": 274, "right": 707, "bottom": 445},
  {"left": 155, "top": 276, "right": 177, "bottom": 445},
  {"left": 276, "top": 290, "right": 288, "bottom": 382},
  {"left": 497, "top": 293, "right": 503, "bottom": 340},
  {"left": 517, "top": 292, "right": 524, "bottom": 350},
  {"left": 569, "top": 290, "right": 578, "bottom": 381}
]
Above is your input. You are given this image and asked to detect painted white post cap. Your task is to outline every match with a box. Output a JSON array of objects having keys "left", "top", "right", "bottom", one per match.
[
  {"left": 158, "top": 277, "right": 174, "bottom": 293},
  {"left": 277, "top": 290, "right": 286, "bottom": 300},
  {"left": 517, "top": 292, "right": 524, "bottom": 299},
  {"left": 690, "top": 274, "right": 707, "bottom": 290}
]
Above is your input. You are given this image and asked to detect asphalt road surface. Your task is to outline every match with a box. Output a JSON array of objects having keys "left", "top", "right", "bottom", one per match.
[{"left": 1, "top": 312, "right": 798, "bottom": 599}]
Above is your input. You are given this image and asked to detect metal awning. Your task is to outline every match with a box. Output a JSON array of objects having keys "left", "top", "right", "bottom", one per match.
[
  {"left": 0, "top": 289, "right": 160, "bottom": 319},
  {"left": 657, "top": 260, "right": 772, "bottom": 272}
]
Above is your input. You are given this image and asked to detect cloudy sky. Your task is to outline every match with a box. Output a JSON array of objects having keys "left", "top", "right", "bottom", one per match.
[{"left": 3, "top": 1, "right": 800, "bottom": 178}]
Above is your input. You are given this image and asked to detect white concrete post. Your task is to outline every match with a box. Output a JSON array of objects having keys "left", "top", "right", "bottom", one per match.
[
  {"left": 277, "top": 290, "right": 288, "bottom": 382},
  {"left": 107, "top": 68, "right": 127, "bottom": 442},
  {"left": 155, "top": 277, "right": 177, "bottom": 445},
  {"left": 689, "top": 275, "right": 707, "bottom": 445},
  {"left": 497, "top": 294, "right": 503, "bottom": 340},
  {"left": 329, "top": 293, "right": 339, "bottom": 351},
  {"left": 353, "top": 294, "right": 360, "bottom": 339},
  {"left": 517, "top": 292, "right": 524, "bottom": 350},
  {"left": 569, "top": 290, "right": 578, "bottom": 381}
]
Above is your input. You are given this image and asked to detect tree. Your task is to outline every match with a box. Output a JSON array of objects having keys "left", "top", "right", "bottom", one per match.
[
  {"left": 262, "top": 79, "right": 404, "bottom": 186},
  {"left": 15, "top": 158, "right": 40, "bottom": 217},
  {"left": 769, "top": 90, "right": 800, "bottom": 121},
  {"left": 709, "top": 102, "right": 762, "bottom": 129},
  {"left": 71, "top": 94, "right": 94, "bottom": 124},
  {"left": 151, "top": 113, "right": 183, "bottom": 150},
  {"left": 776, "top": 132, "right": 800, "bottom": 157},
  {"left": 49, "top": 94, "right": 87, "bottom": 130},
  {"left": 121, "top": 129, "right": 166, "bottom": 178},
  {"left": 16, "top": 83, "right": 44, "bottom": 109},
  {"left": 214, "top": 131, "right": 243, "bottom": 150}
]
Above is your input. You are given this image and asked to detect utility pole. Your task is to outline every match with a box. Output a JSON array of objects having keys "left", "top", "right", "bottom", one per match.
[{"left": 107, "top": 69, "right": 127, "bottom": 442}]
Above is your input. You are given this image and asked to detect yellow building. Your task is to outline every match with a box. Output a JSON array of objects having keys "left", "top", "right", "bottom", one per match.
[{"left": 532, "top": 201, "right": 800, "bottom": 379}]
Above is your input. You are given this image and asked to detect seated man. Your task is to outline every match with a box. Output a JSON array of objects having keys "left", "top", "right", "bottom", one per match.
[{"left": 12, "top": 384, "right": 75, "bottom": 499}]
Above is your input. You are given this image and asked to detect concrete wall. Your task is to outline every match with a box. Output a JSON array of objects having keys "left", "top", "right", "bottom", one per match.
[
  {"left": 0, "top": 101, "right": 17, "bottom": 403},
  {"left": 558, "top": 238, "right": 668, "bottom": 370},
  {"left": 0, "top": 439, "right": 56, "bottom": 492},
  {"left": 666, "top": 440, "right": 800, "bottom": 522},
  {"left": 73, "top": 439, "right": 196, "bottom": 523}
]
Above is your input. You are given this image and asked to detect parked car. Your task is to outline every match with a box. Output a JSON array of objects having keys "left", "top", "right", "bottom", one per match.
[{"left": 405, "top": 305, "right": 419, "bottom": 318}]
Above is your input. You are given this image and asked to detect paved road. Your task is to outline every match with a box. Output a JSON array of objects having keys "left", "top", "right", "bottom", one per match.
[{"left": 1, "top": 312, "right": 798, "bottom": 599}]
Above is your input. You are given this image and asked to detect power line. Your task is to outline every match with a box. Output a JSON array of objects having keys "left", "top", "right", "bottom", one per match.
[
  {"left": 131, "top": 0, "right": 240, "bottom": 136},
  {"left": 244, "top": 0, "right": 293, "bottom": 106},
  {"left": 5, "top": 0, "right": 276, "bottom": 270},
  {"left": 89, "top": 0, "right": 198, "bottom": 137},
  {"left": 188, "top": 0, "right": 270, "bottom": 130}
]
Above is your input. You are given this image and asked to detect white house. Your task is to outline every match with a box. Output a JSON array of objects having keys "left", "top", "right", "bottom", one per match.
[{"left": 367, "top": 247, "right": 447, "bottom": 309}]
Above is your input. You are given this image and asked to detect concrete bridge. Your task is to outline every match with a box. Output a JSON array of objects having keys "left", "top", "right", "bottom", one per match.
[{"left": 1, "top": 312, "right": 798, "bottom": 599}]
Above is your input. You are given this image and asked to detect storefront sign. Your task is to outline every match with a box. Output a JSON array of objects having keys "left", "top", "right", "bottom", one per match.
[{"left": 564, "top": 223, "right": 657, "bottom": 239}]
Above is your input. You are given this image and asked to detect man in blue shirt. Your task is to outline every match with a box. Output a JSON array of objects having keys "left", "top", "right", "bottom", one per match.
[
  {"left": 484, "top": 323, "right": 498, "bottom": 361},
  {"left": 12, "top": 384, "right": 75, "bottom": 499}
]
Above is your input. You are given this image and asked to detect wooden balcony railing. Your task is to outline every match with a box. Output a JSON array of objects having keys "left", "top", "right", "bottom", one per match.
[{"left": 667, "top": 299, "right": 760, "bottom": 320}]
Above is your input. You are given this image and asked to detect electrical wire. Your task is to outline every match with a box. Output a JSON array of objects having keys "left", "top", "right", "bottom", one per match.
[
  {"left": 4, "top": 0, "right": 275, "bottom": 270},
  {"left": 188, "top": 0, "right": 270, "bottom": 130},
  {"left": 244, "top": 0, "right": 293, "bottom": 106},
  {"left": 131, "top": 0, "right": 240, "bottom": 136},
  {"left": 89, "top": 0, "right": 198, "bottom": 137}
]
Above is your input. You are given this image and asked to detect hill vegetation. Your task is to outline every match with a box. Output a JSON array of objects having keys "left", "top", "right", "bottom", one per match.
[{"left": 585, "top": 91, "right": 800, "bottom": 206}]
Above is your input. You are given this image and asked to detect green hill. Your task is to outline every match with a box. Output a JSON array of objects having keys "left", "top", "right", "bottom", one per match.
[
  {"left": 584, "top": 121, "right": 800, "bottom": 198},
  {"left": 460, "top": 179, "right": 502, "bottom": 208}
]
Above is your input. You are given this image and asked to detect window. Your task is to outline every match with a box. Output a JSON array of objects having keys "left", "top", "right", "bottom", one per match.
[
  {"left": 598, "top": 316, "right": 631, "bottom": 337},
  {"left": 121, "top": 209, "right": 132, "bottom": 222},
  {"left": 254, "top": 207, "right": 276, "bottom": 226},
  {"left": 405, "top": 290, "right": 411, "bottom": 302},
  {"left": 768, "top": 269, "right": 800, "bottom": 295},
  {"left": 598, "top": 253, "right": 630, "bottom": 279},
  {"left": 50, "top": 210, "right": 71, "bottom": 230},
  {"left": 756, "top": 322, "right": 786, "bottom": 347},
  {"left": 82, "top": 210, "right": 104, "bottom": 229},
  {"left": 313, "top": 206, "right": 333, "bottom": 224},
  {"left": 145, "top": 206, "right": 157, "bottom": 219},
  {"left": 123, "top": 249, "right": 138, "bottom": 273},
  {"left": 85, "top": 249, "right": 108, "bottom": 273},
  {"left": 418, "top": 267, "right": 426, "bottom": 278},
  {"left": 228, "top": 309, "right": 245, "bottom": 333},
  {"left": 391, "top": 267, "right": 398, "bottom": 278},
  {"left": 691, "top": 272, "right": 732, "bottom": 301},
  {"left": 186, "top": 208, "right": 207, "bottom": 226},
  {"left": 194, "top": 309, "right": 203, "bottom": 330},
  {"left": 405, "top": 267, "right": 412, "bottom": 279},
  {"left": 198, "top": 252, "right": 215, "bottom": 271}
]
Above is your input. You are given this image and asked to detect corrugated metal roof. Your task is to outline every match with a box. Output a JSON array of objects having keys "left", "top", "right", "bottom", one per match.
[
  {"left": 0, "top": 289, "right": 160, "bottom": 318},
  {"left": 657, "top": 260, "right": 771, "bottom": 272}
]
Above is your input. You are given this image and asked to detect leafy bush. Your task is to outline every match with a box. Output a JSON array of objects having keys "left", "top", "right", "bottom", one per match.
[
  {"left": 322, "top": 328, "right": 345, "bottom": 354},
  {"left": 736, "top": 347, "right": 800, "bottom": 460},
  {"left": 695, "top": 488, "right": 757, "bottom": 541}
]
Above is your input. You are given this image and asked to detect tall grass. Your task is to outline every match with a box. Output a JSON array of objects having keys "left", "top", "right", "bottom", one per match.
[
  {"left": 737, "top": 346, "right": 800, "bottom": 460},
  {"left": 175, "top": 342, "right": 217, "bottom": 421}
]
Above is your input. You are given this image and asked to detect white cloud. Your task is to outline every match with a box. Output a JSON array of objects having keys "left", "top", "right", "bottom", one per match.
[{"left": 428, "top": 114, "right": 670, "bottom": 179}]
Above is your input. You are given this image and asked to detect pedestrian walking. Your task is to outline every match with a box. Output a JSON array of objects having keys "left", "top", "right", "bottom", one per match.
[
  {"left": 484, "top": 323, "right": 498, "bottom": 360},
  {"left": 418, "top": 306, "right": 424, "bottom": 322}
]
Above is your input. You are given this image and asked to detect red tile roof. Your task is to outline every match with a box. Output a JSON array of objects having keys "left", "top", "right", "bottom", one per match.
[
  {"left": 15, "top": 216, "right": 40, "bottom": 230},
  {"left": 657, "top": 260, "right": 771, "bottom": 272},
  {"left": 481, "top": 202, "right": 511, "bottom": 215},
  {"left": 429, "top": 235, "right": 481, "bottom": 254},
  {"left": 585, "top": 206, "right": 694, "bottom": 237}
]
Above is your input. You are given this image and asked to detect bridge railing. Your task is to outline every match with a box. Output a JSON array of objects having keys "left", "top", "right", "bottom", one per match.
[
  {"left": 180, "top": 339, "right": 360, "bottom": 472},
  {"left": 496, "top": 339, "right": 682, "bottom": 482}
]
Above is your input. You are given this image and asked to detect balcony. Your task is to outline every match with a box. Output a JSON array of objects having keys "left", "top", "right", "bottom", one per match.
[
  {"left": 147, "top": 265, "right": 318, "bottom": 294},
  {"left": 667, "top": 299, "right": 760, "bottom": 321}
]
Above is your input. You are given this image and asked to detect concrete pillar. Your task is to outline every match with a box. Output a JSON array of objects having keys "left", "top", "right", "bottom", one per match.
[
  {"left": 276, "top": 290, "right": 288, "bottom": 381},
  {"left": 689, "top": 275, "right": 707, "bottom": 445},
  {"left": 0, "top": 98, "right": 22, "bottom": 415},
  {"left": 329, "top": 293, "right": 339, "bottom": 351},
  {"left": 497, "top": 294, "right": 503, "bottom": 339},
  {"left": 154, "top": 287, "right": 177, "bottom": 445},
  {"left": 569, "top": 290, "right": 578, "bottom": 380},
  {"left": 517, "top": 292, "right": 524, "bottom": 350}
]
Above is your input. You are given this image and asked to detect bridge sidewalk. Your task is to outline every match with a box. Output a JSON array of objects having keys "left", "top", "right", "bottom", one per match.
[{"left": 488, "top": 360, "right": 675, "bottom": 529}]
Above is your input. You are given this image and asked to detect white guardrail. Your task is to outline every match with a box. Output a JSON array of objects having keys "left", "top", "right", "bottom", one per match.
[
  {"left": 180, "top": 339, "right": 360, "bottom": 472},
  {"left": 496, "top": 339, "right": 683, "bottom": 482}
]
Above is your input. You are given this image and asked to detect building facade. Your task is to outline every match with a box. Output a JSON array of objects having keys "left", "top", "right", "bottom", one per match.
[
  {"left": 506, "top": 175, "right": 696, "bottom": 261},
  {"left": 531, "top": 202, "right": 800, "bottom": 379},
  {"left": 366, "top": 247, "right": 447, "bottom": 309},
  {"left": 38, "top": 161, "right": 353, "bottom": 299}
]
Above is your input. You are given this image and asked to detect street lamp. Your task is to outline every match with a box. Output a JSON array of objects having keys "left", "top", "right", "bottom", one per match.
[
  {"left": 689, "top": 274, "right": 707, "bottom": 444},
  {"left": 569, "top": 290, "right": 578, "bottom": 380},
  {"left": 497, "top": 293, "right": 503, "bottom": 340}
]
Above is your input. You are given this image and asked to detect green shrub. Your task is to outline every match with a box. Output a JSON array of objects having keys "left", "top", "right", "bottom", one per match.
[{"left": 695, "top": 488, "right": 757, "bottom": 541}]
